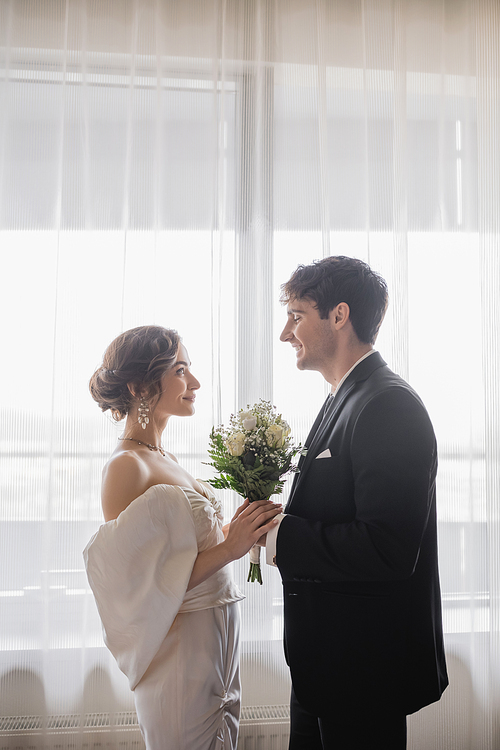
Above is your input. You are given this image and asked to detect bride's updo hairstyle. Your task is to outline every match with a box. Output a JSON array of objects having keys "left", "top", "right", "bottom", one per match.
[{"left": 89, "top": 325, "right": 181, "bottom": 422}]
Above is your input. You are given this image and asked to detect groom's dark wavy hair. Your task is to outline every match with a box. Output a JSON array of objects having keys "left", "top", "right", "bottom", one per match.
[{"left": 280, "top": 256, "right": 389, "bottom": 345}]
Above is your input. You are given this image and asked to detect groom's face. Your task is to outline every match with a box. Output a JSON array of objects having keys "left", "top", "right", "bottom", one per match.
[{"left": 280, "top": 297, "right": 337, "bottom": 374}]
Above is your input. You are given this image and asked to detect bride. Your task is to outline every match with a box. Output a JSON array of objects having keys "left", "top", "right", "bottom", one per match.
[{"left": 84, "top": 325, "right": 281, "bottom": 750}]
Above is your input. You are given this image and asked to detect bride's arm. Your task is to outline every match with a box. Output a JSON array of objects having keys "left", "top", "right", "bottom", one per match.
[{"left": 187, "top": 499, "right": 282, "bottom": 590}]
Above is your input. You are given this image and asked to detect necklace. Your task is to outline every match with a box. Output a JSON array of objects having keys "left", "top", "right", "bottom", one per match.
[{"left": 119, "top": 436, "right": 166, "bottom": 457}]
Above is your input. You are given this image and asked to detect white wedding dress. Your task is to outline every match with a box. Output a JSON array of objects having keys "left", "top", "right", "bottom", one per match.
[{"left": 83, "top": 481, "right": 244, "bottom": 750}]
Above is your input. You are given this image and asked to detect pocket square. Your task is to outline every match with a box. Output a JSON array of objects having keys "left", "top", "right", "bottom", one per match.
[{"left": 315, "top": 448, "right": 331, "bottom": 459}]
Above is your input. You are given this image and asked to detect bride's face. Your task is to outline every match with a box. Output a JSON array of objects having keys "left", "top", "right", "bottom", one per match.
[{"left": 154, "top": 343, "right": 200, "bottom": 418}]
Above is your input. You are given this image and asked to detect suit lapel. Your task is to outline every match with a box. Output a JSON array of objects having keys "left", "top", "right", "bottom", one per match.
[
  {"left": 288, "top": 398, "right": 329, "bottom": 497},
  {"left": 307, "top": 383, "right": 355, "bottom": 457},
  {"left": 287, "top": 396, "right": 330, "bottom": 507},
  {"left": 293, "top": 382, "right": 356, "bottom": 489},
  {"left": 301, "top": 398, "right": 330, "bottom": 463},
  {"left": 286, "top": 352, "right": 388, "bottom": 506}
]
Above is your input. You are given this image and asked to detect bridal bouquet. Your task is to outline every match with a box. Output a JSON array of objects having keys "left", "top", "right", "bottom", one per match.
[{"left": 205, "top": 400, "right": 300, "bottom": 584}]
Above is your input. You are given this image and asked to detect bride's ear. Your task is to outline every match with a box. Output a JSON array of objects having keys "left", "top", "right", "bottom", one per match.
[{"left": 127, "top": 382, "right": 142, "bottom": 399}]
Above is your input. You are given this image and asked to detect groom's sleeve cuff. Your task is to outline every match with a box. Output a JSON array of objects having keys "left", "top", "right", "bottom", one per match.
[{"left": 266, "top": 513, "right": 285, "bottom": 566}]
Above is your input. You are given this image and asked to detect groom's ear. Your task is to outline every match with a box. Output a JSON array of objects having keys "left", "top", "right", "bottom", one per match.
[{"left": 329, "top": 302, "right": 350, "bottom": 331}]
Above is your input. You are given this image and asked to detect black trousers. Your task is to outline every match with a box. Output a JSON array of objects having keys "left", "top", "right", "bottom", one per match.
[{"left": 289, "top": 688, "right": 407, "bottom": 750}]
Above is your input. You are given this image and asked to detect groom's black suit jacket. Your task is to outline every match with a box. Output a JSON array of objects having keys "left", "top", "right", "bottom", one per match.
[{"left": 276, "top": 351, "right": 448, "bottom": 718}]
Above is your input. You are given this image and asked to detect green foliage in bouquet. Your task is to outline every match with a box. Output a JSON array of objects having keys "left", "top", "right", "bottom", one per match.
[{"left": 204, "top": 400, "right": 301, "bottom": 583}]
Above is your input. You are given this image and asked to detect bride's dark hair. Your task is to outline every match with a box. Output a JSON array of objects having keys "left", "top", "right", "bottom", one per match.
[{"left": 89, "top": 325, "right": 181, "bottom": 421}]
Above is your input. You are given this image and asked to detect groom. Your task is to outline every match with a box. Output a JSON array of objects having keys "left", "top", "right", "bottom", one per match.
[{"left": 265, "top": 256, "right": 448, "bottom": 749}]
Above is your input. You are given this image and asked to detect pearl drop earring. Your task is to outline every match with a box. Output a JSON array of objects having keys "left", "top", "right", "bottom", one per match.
[{"left": 138, "top": 397, "right": 150, "bottom": 430}]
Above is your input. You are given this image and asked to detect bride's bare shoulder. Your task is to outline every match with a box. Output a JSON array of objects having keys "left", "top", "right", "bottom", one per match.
[{"left": 101, "top": 451, "right": 151, "bottom": 522}]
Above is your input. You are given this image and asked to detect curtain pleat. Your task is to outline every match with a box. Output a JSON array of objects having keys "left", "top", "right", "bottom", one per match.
[{"left": 476, "top": 3, "right": 500, "bottom": 747}]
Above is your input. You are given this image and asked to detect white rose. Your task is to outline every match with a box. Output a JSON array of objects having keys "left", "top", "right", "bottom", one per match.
[
  {"left": 242, "top": 416, "right": 257, "bottom": 431},
  {"left": 239, "top": 410, "right": 253, "bottom": 422},
  {"left": 226, "top": 432, "right": 246, "bottom": 456},
  {"left": 266, "top": 424, "right": 285, "bottom": 447}
]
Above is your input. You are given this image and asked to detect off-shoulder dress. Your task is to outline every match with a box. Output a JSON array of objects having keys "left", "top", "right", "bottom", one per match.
[{"left": 83, "top": 481, "right": 244, "bottom": 750}]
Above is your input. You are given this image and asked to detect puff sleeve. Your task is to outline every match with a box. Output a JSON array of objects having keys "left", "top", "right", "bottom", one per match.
[{"left": 83, "top": 484, "right": 198, "bottom": 690}]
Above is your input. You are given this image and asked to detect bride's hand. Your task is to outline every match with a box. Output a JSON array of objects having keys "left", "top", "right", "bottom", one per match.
[{"left": 224, "top": 498, "right": 282, "bottom": 561}]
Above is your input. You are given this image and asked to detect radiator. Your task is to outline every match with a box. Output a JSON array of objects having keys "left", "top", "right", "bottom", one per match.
[
  {"left": 0, "top": 711, "right": 144, "bottom": 749},
  {"left": 239, "top": 704, "right": 290, "bottom": 749},
  {"left": 0, "top": 705, "right": 290, "bottom": 749}
]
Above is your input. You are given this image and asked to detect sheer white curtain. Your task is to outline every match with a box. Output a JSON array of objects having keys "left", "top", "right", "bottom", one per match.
[{"left": 1, "top": 1, "right": 499, "bottom": 748}]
